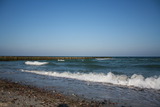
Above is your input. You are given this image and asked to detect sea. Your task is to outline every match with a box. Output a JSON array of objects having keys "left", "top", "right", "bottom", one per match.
[{"left": 0, "top": 57, "right": 160, "bottom": 107}]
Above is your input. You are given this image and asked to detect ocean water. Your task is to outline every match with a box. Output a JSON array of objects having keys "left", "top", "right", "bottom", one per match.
[{"left": 0, "top": 57, "right": 160, "bottom": 106}]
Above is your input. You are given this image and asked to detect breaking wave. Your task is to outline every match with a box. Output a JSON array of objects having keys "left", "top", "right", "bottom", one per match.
[
  {"left": 25, "top": 61, "right": 49, "bottom": 66},
  {"left": 58, "top": 59, "right": 65, "bottom": 62},
  {"left": 95, "top": 58, "right": 111, "bottom": 60},
  {"left": 21, "top": 70, "right": 160, "bottom": 90}
]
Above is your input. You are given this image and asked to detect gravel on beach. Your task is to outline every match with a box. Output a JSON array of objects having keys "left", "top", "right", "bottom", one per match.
[{"left": 0, "top": 79, "right": 122, "bottom": 107}]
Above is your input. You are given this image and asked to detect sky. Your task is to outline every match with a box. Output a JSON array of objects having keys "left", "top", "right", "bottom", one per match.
[{"left": 0, "top": 0, "right": 160, "bottom": 56}]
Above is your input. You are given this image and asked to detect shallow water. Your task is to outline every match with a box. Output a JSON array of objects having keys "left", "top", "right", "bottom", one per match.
[{"left": 0, "top": 57, "right": 160, "bottom": 107}]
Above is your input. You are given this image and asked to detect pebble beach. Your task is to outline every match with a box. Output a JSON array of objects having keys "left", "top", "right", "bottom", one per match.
[{"left": 0, "top": 79, "right": 122, "bottom": 107}]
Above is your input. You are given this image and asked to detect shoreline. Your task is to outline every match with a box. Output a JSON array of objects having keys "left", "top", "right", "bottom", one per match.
[
  {"left": 0, "top": 79, "right": 121, "bottom": 107},
  {"left": 1, "top": 57, "right": 159, "bottom": 107}
]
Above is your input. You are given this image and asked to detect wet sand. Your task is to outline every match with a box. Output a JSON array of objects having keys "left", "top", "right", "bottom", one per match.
[{"left": 0, "top": 79, "right": 122, "bottom": 107}]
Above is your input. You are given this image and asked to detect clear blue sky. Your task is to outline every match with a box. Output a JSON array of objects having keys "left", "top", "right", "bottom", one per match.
[{"left": 0, "top": 0, "right": 160, "bottom": 56}]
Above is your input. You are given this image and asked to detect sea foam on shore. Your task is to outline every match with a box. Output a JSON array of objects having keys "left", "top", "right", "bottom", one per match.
[{"left": 21, "top": 70, "right": 160, "bottom": 90}]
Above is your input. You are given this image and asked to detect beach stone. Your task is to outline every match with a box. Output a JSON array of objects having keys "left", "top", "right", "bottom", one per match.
[
  {"left": 0, "top": 102, "right": 8, "bottom": 107},
  {"left": 57, "top": 104, "right": 69, "bottom": 107}
]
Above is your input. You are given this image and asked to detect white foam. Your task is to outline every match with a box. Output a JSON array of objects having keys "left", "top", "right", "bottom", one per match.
[
  {"left": 96, "top": 58, "right": 111, "bottom": 60},
  {"left": 21, "top": 70, "right": 160, "bottom": 90},
  {"left": 25, "top": 61, "right": 49, "bottom": 66},
  {"left": 58, "top": 59, "right": 65, "bottom": 61}
]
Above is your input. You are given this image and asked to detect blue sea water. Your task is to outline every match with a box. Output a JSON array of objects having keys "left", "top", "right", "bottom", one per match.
[{"left": 0, "top": 57, "right": 160, "bottom": 106}]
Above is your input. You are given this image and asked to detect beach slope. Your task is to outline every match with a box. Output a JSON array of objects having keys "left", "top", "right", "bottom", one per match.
[{"left": 0, "top": 79, "right": 118, "bottom": 107}]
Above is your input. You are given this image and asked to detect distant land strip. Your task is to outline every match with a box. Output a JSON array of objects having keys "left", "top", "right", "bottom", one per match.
[{"left": 0, "top": 56, "right": 112, "bottom": 61}]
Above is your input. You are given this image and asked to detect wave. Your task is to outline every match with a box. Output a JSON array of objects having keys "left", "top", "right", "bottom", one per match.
[
  {"left": 21, "top": 70, "right": 160, "bottom": 90},
  {"left": 95, "top": 58, "right": 111, "bottom": 60},
  {"left": 58, "top": 59, "right": 65, "bottom": 62},
  {"left": 25, "top": 61, "right": 49, "bottom": 66}
]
